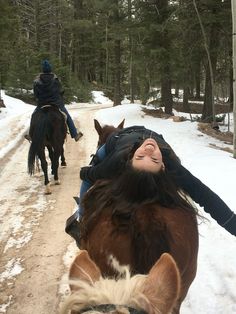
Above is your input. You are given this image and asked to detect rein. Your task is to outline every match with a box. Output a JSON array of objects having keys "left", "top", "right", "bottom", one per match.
[{"left": 79, "top": 304, "right": 147, "bottom": 314}]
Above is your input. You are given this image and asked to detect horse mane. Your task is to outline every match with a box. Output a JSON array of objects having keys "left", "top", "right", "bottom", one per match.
[
  {"left": 62, "top": 271, "right": 149, "bottom": 313},
  {"left": 81, "top": 180, "right": 175, "bottom": 274},
  {"left": 81, "top": 166, "right": 199, "bottom": 274},
  {"left": 61, "top": 250, "right": 180, "bottom": 314},
  {"left": 81, "top": 166, "right": 198, "bottom": 233}
]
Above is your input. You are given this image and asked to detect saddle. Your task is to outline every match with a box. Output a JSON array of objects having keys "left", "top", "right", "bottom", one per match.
[{"left": 39, "top": 104, "right": 67, "bottom": 122}]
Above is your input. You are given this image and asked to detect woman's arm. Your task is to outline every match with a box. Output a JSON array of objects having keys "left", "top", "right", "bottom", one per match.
[
  {"left": 174, "top": 163, "right": 236, "bottom": 236},
  {"left": 80, "top": 147, "right": 129, "bottom": 183}
]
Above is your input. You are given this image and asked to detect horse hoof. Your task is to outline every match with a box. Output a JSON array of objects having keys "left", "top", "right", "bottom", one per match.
[
  {"left": 45, "top": 184, "right": 51, "bottom": 194},
  {"left": 55, "top": 180, "right": 61, "bottom": 185},
  {"left": 61, "top": 161, "right": 67, "bottom": 167}
]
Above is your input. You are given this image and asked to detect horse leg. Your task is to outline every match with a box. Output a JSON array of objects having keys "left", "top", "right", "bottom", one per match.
[
  {"left": 38, "top": 151, "right": 51, "bottom": 194},
  {"left": 47, "top": 146, "right": 54, "bottom": 175},
  {"left": 61, "top": 146, "right": 67, "bottom": 167},
  {"left": 52, "top": 150, "right": 60, "bottom": 185}
]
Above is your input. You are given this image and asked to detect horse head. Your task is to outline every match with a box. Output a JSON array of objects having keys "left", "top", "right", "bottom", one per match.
[
  {"left": 94, "top": 118, "right": 125, "bottom": 147},
  {"left": 62, "top": 250, "right": 180, "bottom": 314}
]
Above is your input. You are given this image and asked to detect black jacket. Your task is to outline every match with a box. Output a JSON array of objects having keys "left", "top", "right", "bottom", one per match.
[
  {"left": 80, "top": 126, "right": 236, "bottom": 236},
  {"left": 33, "top": 73, "right": 63, "bottom": 107}
]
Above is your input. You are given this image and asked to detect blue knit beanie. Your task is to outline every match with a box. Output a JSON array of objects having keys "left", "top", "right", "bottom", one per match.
[{"left": 42, "top": 59, "right": 52, "bottom": 73}]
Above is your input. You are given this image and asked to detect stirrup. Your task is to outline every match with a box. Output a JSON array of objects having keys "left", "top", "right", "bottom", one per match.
[
  {"left": 65, "top": 213, "right": 81, "bottom": 247},
  {"left": 24, "top": 134, "right": 31, "bottom": 142}
]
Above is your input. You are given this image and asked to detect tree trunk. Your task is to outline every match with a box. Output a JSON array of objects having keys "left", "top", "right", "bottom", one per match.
[
  {"left": 128, "top": 0, "right": 134, "bottom": 103},
  {"left": 113, "top": 39, "right": 122, "bottom": 106},
  {"left": 183, "top": 85, "right": 190, "bottom": 112},
  {"left": 112, "top": 0, "right": 122, "bottom": 106},
  {"left": 155, "top": 0, "right": 173, "bottom": 114},
  {"left": 229, "top": 62, "right": 233, "bottom": 111},
  {"left": 202, "top": 23, "right": 219, "bottom": 121},
  {"left": 194, "top": 60, "right": 201, "bottom": 99},
  {"left": 161, "top": 64, "right": 173, "bottom": 115},
  {"left": 231, "top": 0, "right": 236, "bottom": 158}
]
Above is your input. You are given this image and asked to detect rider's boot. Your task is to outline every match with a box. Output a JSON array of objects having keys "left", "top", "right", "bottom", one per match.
[{"left": 65, "top": 198, "right": 81, "bottom": 246}]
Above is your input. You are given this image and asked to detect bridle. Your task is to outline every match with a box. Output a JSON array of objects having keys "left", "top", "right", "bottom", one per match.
[{"left": 79, "top": 304, "right": 147, "bottom": 313}]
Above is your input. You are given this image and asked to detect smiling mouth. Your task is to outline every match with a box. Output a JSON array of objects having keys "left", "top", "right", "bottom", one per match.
[
  {"left": 145, "top": 143, "right": 155, "bottom": 149},
  {"left": 144, "top": 140, "right": 156, "bottom": 149}
]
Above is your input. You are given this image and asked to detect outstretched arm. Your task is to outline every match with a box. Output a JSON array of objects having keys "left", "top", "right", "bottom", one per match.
[{"left": 174, "top": 163, "right": 236, "bottom": 236}]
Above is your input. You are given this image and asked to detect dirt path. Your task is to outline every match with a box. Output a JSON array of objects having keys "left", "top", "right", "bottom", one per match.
[{"left": 0, "top": 105, "right": 103, "bottom": 314}]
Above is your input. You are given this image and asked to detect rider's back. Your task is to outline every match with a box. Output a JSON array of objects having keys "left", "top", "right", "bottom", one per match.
[{"left": 33, "top": 73, "right": 63, "bottom": 107}]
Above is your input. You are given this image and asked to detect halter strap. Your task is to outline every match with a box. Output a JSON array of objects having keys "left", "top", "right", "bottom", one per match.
[{"left": 79, "top": 304, "right": 147, "bottom": 314}]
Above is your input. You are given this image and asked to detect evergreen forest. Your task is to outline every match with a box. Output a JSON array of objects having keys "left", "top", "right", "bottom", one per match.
[{"left": 0, "top": 0, "right": 233, "bottom": 122}]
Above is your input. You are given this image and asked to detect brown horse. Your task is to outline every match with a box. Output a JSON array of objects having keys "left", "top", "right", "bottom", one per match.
[
  {"left": 94, "top": 118, "right": 125, "bottom": 147},
  {"left": 62, "top": 250, "right": 181, "bottom": 314},
  {"left": 79, "top": 182, "right": 198, "bottom": 313},
  {"left": 28, "top": 105, "right": 67, "bottom": 194},
  {"left": 76, "top": 120, "right": 199, "bottom": 314}
]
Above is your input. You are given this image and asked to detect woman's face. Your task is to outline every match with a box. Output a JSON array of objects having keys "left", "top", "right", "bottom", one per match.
[{"left": 131, "top": 138, "right": 164, "bottom": 173}]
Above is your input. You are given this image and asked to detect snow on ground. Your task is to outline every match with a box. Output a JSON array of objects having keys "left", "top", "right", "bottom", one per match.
[{"left": 0, "top": 90, "right": 236, "bottom": 313}]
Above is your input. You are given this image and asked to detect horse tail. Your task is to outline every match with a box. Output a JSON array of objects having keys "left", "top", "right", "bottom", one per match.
[{"left": 28, "top": 112, "right": 49, "bottom": 175}]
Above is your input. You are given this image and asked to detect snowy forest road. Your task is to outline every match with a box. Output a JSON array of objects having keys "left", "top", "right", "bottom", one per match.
[{"left": 0, "top": 104, "right": 107, "bottom": 314}]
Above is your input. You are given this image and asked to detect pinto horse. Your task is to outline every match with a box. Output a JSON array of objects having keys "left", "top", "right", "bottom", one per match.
[
  {"left": 79, "top": 184, "right": 198, "bottom": 314},
  {"left": 27, "top": 105, "right": 67, "bottom": 194},
  {"left": 62, "top": 250, "right": 181, "bottom": 314},
  {"left": 75, "top": 120, "right": 199, "bottom": 314}
]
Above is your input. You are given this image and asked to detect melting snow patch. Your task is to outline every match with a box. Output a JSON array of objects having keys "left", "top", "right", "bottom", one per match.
[
  {"left": 4, "top": 232, "right": 32, "bottom": 253},
  {"left": 0, "top": 258, "right": 24, "bottom": 283},
  {"left": 0, "top": 295, "right": 12, "bottom": 313}
]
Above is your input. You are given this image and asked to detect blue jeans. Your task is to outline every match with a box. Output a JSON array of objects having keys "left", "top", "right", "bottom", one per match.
[
  {"left": 77, "top": 144, "right": 107, "bottom": 218},
  {"left": 59, "top": 106, "right": 78, "bottom": 138}
]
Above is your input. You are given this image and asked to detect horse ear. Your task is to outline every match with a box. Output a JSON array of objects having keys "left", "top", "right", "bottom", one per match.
[
  {"left": 117, "top": 119, "right": 125, "bottom": 129},
  {"left": 69, "top": 250, "right": 101, "bottom": 291},
  {"left": 141, "top": 253, "right": 180, "bottom": 313},
  {"left": 94, "top": 119, "right": 102, "bottom": 135}
]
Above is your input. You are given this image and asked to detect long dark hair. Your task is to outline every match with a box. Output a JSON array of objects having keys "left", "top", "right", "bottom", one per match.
[
  {"left": 82, "top": 162, "right": 198, "bottom": 225},
  {"left": 81, "top": 141, "right": 199, "bottom": 235},
  {"left": 111, "top": 163, "right": 197, "bottom": 212}
]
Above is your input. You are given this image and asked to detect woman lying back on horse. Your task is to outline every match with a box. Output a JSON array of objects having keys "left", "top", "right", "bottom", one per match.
[{"left": 66, "top": 125, "right": 236, "bottom": 239}]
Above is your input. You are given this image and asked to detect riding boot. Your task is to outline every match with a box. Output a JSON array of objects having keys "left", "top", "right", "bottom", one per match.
[
  {"left": 65, "top": 197, "right": 82, "bottom": 247},
  {"left": 24, "top": 134, "right": 32, "bottom": 142},
  {"left": 65, "top": 212, "right": 81, "bottom": 246}
]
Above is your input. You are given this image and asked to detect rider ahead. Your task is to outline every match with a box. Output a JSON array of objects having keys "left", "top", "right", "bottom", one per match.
[{"left": 26, "top": 60, "right": 83, "bottom": 142}]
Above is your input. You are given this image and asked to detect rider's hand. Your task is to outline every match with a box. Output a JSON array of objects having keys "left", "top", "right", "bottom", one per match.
[
  {"left": 223, "top": 214, "right": 236, "bottom": 236},
  {"left": 80, "top": 146, "right": 130, "bottom": 183},
  {"left": 80, "top": 166, "right": 92, "bottom": 182}
]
